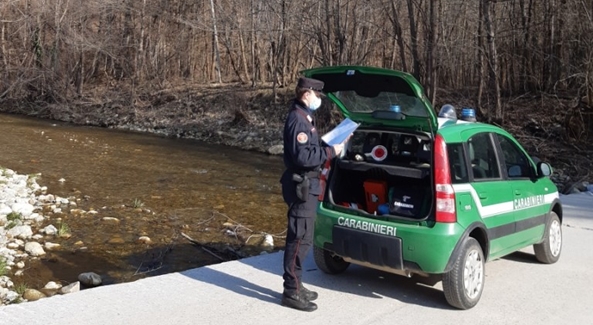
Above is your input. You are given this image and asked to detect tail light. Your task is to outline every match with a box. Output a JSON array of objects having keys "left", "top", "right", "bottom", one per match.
[
  {"left": 318, "top": 159, "right": 332, "bottom": 201},
  {"left": 434, "top": 134, "right": 456, "bottom": 222}
]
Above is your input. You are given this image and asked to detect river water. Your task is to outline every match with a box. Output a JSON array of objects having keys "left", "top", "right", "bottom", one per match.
[{"left": 0, "top": 114, "right": 287, "bottom": 288}]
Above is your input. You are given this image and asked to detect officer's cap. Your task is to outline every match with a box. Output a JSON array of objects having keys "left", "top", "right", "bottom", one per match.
[{"left": 297, "top": 77, "right": 324, "bottom": 92}]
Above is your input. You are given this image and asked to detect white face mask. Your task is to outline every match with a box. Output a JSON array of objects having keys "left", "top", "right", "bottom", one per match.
[{"left": 308, "top": 93, "right": 322, "bottom": 111}]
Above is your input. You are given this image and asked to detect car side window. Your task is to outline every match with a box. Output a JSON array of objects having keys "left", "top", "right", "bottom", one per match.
[
  {"left": 467, "top": 133, "right": 500, "bottom": 180},
  {"left": 496, "top": 134, "right": 532, "bottom": 178},
  {"left": 447, "top": 143, "right": 468, "bottom": 184}
]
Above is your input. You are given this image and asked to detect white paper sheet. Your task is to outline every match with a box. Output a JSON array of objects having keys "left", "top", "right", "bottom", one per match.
[{"left": 321, "top": 118, "right": 360, "bottom": 146}]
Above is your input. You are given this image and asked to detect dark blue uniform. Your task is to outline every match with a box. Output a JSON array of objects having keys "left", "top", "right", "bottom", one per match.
[{"left": 281, "top": 99, "right": 335, "bottom": 296}]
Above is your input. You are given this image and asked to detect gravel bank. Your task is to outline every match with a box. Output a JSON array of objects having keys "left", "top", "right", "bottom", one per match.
[{"left": 0, "top": 168, "right": 81, "bottom": 305}]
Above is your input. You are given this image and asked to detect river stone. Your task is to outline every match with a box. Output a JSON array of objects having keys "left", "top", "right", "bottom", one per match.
[
  {"left": 45, "top": 242, "right": 61, "bottom": 250},
  {"left": 108, "top": 237, "right": 125, "bottom": 244},
  {"left": 268, "top": 144, "right": 283, "bottom": 155},
  {"left": 10, "top": 202, "right": 35, "bottom": 218},
  {"left": 8, "top": 225, "right": 33, "bottom": 239},
  {"left": 60, "top": 281, "right": 80, "bottom": 294},
  {"left": 0, "top": 276, "right": 13, "bottom": 288},
  {"left": 4, "top": 290, "right": 19, "bottom": 303},
  {"left": 102, "top": 217, "right": 120, "bottom": 223},
  {"left": 0, "top": 203, "right": 11, "bottom": 215},
  {"left": 24, "top": 212, "right": 41, "bottom": 220},
  {"left": 137, "top": 236, "right": 152, "bottom": 244},
  {"left": 24, "top": 242, "right": 46, "bottom": 256},
  {"left": 37, "top": 194, "right": 55, "bottom": 203},
  {"left": 78, "top": 272, "right": 102, "bottom": 287},
  {"left": 40, "top": 282, "right": 61, "bottom": 296},
  {"left": 261, "top": 234, "right": 274, "bottom": 248},
  {"left": 42, "top": 224, "right": 58, "bottom": 235},
  {"left": 39, "top": 288, "right": 59, "bottom": 297},
  {"left": 6, "top": 242, "right": 19, "bottom": 249},
  {"left": 23, "top": 288, "right": 46, "bottom": 301},
  {"left": 70, "top": 209, "right": 85, "bottom": 215},
  {"left": 43, "top": 281, "right": 61, "bottom": 290}
]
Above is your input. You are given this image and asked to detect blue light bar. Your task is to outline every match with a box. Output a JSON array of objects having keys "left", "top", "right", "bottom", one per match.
[{"left": 461, "top": 108, "right": 476, "bottom": 122}]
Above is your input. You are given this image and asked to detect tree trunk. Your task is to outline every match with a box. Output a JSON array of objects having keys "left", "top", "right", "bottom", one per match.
[
  {"left": 209, "top": 0, "right": 222, "bottom": 84},
  {"left": 389, "top": 1, "right": 407, "bottom": 71},
  {"left": 406, "top": 0, "right": 421, "bottom": 80},
  {"left": 0, "top": 22, "right": 7, "bottom": 68},
  {"left": 426, "top": 0, "right": 438, "bottom": 104},
  {"left": 482, "top": 0, "right": 502, "bottom": 122}
]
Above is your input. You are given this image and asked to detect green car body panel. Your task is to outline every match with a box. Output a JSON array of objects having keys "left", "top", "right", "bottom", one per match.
[{"left": 306, "top": 65, "right": 562, "bottom": 277}]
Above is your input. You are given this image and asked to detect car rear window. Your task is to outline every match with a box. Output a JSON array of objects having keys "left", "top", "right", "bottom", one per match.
[
  {"left": 448, "top": 143, "right": 468, "bottom": 184},
  {"left": 334, "top": 91, "right": 429, "bottom": 117}
]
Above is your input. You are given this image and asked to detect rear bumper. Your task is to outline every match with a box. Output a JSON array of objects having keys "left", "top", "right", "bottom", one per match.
[
  {"left": 315, "top": 206, "right": 464, "bottom": 274},
  {"left": 331, "top": 225, "right": 404, "bottom": 269}
]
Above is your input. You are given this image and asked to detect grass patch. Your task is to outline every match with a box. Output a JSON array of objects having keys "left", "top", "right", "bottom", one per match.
[
  {"left": 132, "top": 198, "right": 145, "bottom": 209},
  {"left": 13, "top": 282, "right": 28, "bottom": 296},
  {"left": 0, "top": 258, "right": 7, "bottom": 277},
  {"left": 57, "top": 222, "right": 71, "bottom": 237},
  {"left": 11, "top": 282, "right": 28, "bottom": 304},
  {"left": 6, "top": 212, "right": 22, "bottom": 222},
  {"left": 5, "top": 212, "right": 22, "bottom": 229}
]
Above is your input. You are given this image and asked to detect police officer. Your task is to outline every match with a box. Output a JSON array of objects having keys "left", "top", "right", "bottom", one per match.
[{"left": 280, "top": 77, "right": 345, "bottom": 312}]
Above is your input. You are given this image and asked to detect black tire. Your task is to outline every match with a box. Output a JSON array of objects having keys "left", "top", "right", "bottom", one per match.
[
  {"left": 442, "top": 237, "right": 485, "bottom": 310},
  {"left": 313, "top": 246, "right": 350, "bottom": 274},
  {"left": 534, "top": 212, "right": 562, "bottom": 264}
]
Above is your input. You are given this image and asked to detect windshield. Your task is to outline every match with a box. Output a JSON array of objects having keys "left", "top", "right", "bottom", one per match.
[{"left": 334, "top": 90, "right": 429, "bottom": 117}]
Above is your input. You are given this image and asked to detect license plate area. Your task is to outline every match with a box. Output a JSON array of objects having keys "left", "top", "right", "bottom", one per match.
[{"left": 332, "top": 225, "right": 403, "bottom": 269}]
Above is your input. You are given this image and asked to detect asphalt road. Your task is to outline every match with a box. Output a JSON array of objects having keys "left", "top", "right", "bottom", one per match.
[{"left": 1, "top": 194, "right": 592, "bottom": 325}]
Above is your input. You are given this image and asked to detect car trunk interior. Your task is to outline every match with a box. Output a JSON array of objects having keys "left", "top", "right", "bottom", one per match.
[{"left": 325, "top": 129, "right": 434, "bottom": 220}]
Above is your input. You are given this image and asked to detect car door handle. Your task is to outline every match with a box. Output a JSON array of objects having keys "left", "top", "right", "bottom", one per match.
[
  {"left": 514, "top": 190, "right": 521, "bottom": 196},
  {"left": 478, "top": 192, "right": 488, "bottom": 199}
]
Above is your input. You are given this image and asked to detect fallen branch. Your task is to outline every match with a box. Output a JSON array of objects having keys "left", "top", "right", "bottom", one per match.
[{"left": 180, "top": 232, "right": 225, "bottom": 261}]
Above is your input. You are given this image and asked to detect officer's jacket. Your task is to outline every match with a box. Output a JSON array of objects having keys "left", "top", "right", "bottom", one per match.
[{"left": 281, "top": 99, "right": 335, "bottom": 195}]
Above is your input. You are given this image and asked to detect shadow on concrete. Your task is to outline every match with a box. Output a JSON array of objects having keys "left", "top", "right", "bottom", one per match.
[
  {"left": 501, "top": 251, "right": 540, "bottom": 264},
  {"left": 180, "top": 251, "right": 451, "bottom": 310},
  {"left": 179, "top": 259, "right": 281, "bottom": 304}
]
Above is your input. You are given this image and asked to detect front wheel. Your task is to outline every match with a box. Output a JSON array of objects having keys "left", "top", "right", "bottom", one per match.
[
  {"left": 534, "top": 212, "right": 562, "bottom": 264},
  {"left": 313, "top": 246, "right": 350, "bottom": 274},
  {"left": 442, "top": 237, "right": 485, "bottom": 310}
]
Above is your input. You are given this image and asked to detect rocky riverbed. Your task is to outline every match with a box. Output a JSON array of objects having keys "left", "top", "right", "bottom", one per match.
[{"left": 0, "top": 168, "right": 95, "bottom": 305}]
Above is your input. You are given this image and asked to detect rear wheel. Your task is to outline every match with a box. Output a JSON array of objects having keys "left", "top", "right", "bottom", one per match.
[
  {"left": 534, "top": 212, "right": 562, "bottom": 264},
  {"left": 313, "top": 246, "right": 350, "bottom": 274},
  {"left": 442, "top": 237, "right": 485, "bottom": 310}
]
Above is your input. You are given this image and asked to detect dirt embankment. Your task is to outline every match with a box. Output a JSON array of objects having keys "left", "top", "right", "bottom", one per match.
[{"left": 1, "top": 83, "right": 592, "bottom": 193}]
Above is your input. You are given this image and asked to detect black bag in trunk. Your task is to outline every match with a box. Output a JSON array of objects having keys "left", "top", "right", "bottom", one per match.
[{"left": 388, "top": 187, "right": 423, "bottom": 217}]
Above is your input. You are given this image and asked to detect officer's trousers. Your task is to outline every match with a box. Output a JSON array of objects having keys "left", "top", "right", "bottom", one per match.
[{"left": 282, "top": 193, "right": 318, "bottom": 295}]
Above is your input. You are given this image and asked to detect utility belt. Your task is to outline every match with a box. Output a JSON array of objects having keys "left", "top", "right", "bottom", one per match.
[{"left": 291, "top": 169, "right": 320, "bottom": 201}]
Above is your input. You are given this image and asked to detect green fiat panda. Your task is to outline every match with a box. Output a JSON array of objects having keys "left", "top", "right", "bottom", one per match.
[{"left": 305, "top": 66, "right": 563, "bottom": 310}]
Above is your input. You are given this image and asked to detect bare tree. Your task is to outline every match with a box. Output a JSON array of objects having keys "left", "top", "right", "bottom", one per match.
[{"left": 482, "top": 0, "right": 502, "bottom": 121}]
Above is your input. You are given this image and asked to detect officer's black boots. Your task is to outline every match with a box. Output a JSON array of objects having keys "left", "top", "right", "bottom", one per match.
[
  {"left": 281, "top": 292, "right": 318, "bottom": 312},
  {"left": 300, "top": 284, "right": 318, "bottom": 301}
]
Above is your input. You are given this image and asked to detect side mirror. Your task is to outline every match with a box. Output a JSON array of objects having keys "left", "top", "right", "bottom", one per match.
[{"left": 537, "top": 162, "right": 552, "bottom": 177}]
